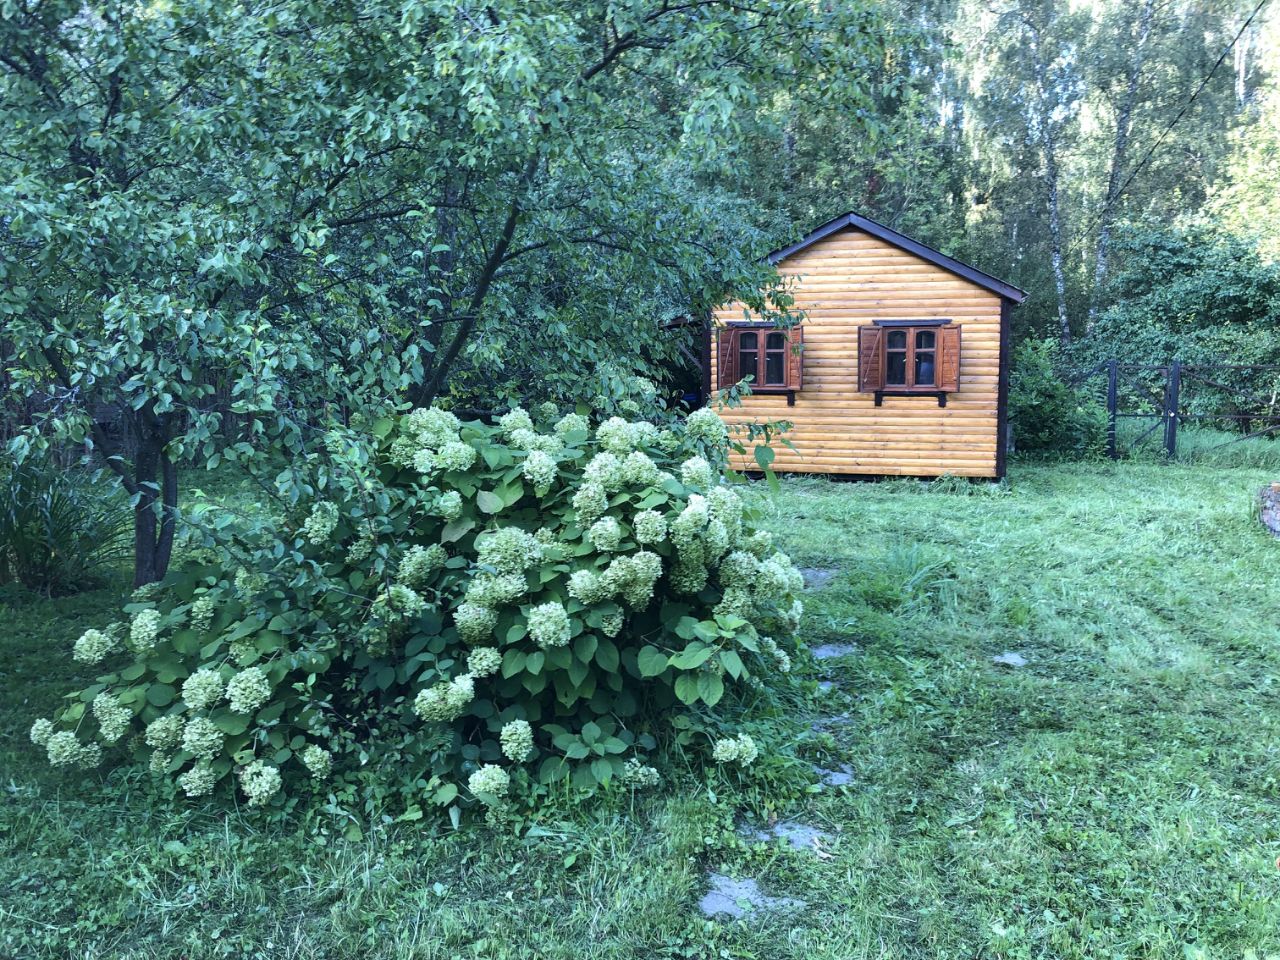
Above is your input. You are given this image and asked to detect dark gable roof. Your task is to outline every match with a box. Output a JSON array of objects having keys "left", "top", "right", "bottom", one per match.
[{"left": 767, "top": 211, "right": 1028, "bottom": 304}]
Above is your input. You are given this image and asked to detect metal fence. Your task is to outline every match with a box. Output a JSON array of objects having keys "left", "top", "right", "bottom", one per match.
[{"left": 1069, "top": 361, "right": 1280, "bottom": 459}]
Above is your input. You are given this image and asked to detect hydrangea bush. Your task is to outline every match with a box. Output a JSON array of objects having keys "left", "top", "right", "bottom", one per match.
[{"left": 34, "top": 407, "right": 804, "bottom": 813}]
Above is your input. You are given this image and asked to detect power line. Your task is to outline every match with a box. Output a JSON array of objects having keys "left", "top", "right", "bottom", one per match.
[{"left": 1074, "top": 0, "right": 1271, "bottom": 248}]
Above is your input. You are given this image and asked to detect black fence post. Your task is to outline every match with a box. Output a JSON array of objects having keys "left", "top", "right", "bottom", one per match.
[
  {"left": 1164, "top": 361, "right": 1181, "bottom": 458},
  {"left": 1106, "top": 360, "right": 1118, "bottom": 459}
]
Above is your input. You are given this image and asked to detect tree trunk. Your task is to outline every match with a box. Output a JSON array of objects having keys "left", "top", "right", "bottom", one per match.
[
  {"left": 131, "top": 419, "right": 178, "bottom": 587},
  {"left": 1025, "top": 19, "right": 1072, "bottom": 344},
  {"left": 1088, "top": 0, "right": 1156, "bottom": 332}
]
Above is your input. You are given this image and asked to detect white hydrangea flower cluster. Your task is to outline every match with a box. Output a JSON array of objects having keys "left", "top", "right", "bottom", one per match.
[
  {"left": 455, "top": 601, "right": 498, "bottom": 644},
  {"left": 499, "top": 719, "right": 533, "bottom": 761},
  {"left": 601, "top": 612, "right": 623, "bottom": 637},
  {"left": 178, "top": 763, "right": 216, "bottom": 797},
  {"left": 712, "top": 733, "right": 758, "bottom": 766},
  {"left": 129, "top": 608, "right": 162, "bottom": 653},
  {"left": 414, "top": 674, "right": 476, "bottom": 722},
  {"left": 390, "top": 407, "right": 471, "bottom": 476},
  {"left": 601, "top": 551, "right": 663, "bottom": 608},
  {"left": 73, "top": 627, "right": 116, "bottom": 665},
  {"left": 46, "top": 730, "right": 101, "bottom": 768},
  {"left": 145, "top": 715, "right": 183, "bottom": 750},
  {"left": 183, "top": 716, "right": 223, "bottom": 760},
  {"left": 510, "top": 428, "right": 563, "bottom": 456},
  {"left": 554, "top": 412, "right": 589, "bottom": 436},
  {"left": 680, "top": 456, "right": 714, "bottom": 489},
  {"left": 30, "top": 718, "right": 53, "bottom": 746},
  {"left": 467, "top": 647, "right": 503, "bottom": 677},
  {"left": 467, "top": 763, "right": 510, "bottom": 801},
  {"left": 301, "top": 745, "right": 332, "bottom": 779},
  {"left": 476, "top": 527, "right": 542, "bottom": 574},
  {"left": 397, "top": 544, "right": 447, "bottom": 588},
  {"left": 567, "top": 569, "right": 609, "bottom": 605},
  {"left": 226, "top": 667, "right": 271, "bottom": 714},
  {"left": 621, "top": 451, "right": 659, "bottom": 487},
  {"left": 527, "top": 601, "right": 571, "bottom": 648},
  {"left": 372, "top": 584, "right": 427, "bottom": 622},
  {"left": 303, "top": 501, "right": 340, "bottom": 545},
  {"left": 583, "top": 452, "right": 625, "bottom": 491},
  {"left": 587, "top": 516, "right": 623, "bottom": 552},
  {"left": 90, "top": 695, "right": 128, "bottom": 743},
  {"left": 572, "top": 482, "right": 609, "bottom": 522},
  {"left": 759, "top": 636, "right": 791, "bottom": 674},
  {"left": 597, "top": 417, "right": 637, "bottom": 454},
  {"left": 234, "top": 568, "right": 268, "bottom": 597},
  {"left": 522, "top": 449, "right": 557, "bottom": 494},
  {"left": 632, "top": 510, "right": 667, "bottom": 545},
  {"left": 685, "top": 408, "right": 728, "bottom": 446},
  {"left": 435, "top": 490, "right": 463, "bottom": 520},
  {"left": 498, "top": 407, "right": 534, "bottom": 436},
  {"left": 621, "top": 757, "right": 660, "bottom": 788},
  {"left": 190, "top": 594, "right": 216, "bottom": 632},
  {"left": 182, "top": 668, "right": 224, "bottom": 711},
  {"left": 465, "top": 572, "right": 527, "bottom": 607},
  {"left": 240, "top": 760, "right": 282, "bottom": 806}
]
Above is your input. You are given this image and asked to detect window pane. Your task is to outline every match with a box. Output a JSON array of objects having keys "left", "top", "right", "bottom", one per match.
[
  {"left": 916, "top": 330, "right": 936, "bottom": 349},
  {"left": 886, "top": 351, "right": 907, "bottom": 385},
  {"left": 740, "top": 332, "right": 758, "bottom": 349},
  {"left": 739, "top": 349, "right": 757, "bottom": 380},
  {"left": 915, "top": 351, "right": 935, "bottom": 386},
  {"left": 765, "top": 351, "right": 785, "bottom": 385},
  {"left": 887, "top": 330, "right": 907, "bottom": 349},
  {"left": 766, "top": 332, "right": 786, "bottom": 350}
]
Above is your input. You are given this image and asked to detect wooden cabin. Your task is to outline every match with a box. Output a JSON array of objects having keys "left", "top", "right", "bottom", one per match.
[{"left": 708, "top": 211, "right": 1026, "bottom": 479}]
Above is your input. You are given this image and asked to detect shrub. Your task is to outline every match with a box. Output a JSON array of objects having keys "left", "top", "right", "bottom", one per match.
[
  {"left": 0, "top": 459, "right": 130, "bottom": 596},
  {"left": 34, "top": 407, "right": 805, "bottom": 815},
  {"left": 1009, "top": 339, "right": 1106, "bottom": 457}
]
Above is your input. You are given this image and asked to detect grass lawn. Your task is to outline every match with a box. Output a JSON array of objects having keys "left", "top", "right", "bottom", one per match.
[{"left": 3, "top": 460, "right": 1279, "bottom": 958}]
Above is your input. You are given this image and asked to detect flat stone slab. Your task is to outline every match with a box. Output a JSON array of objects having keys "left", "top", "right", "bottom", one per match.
[
  {"left": 816, "top": 680, "right": 836, "bottom": 693},
  {"left": 799, "top": 567, "right": 840, "bottom": 590},
  {"left": 1261, "top": 484, "right": 1280, "bottom": 537},
  {"left": 992, "top": 651, "right": 1028, "bottom": 667},
  {"left": 810, "top": 711, "right": 850, "bottom": 733},
  {"left": 816, "top": 763, "right": 854, "bottom": 787},
  {"left": 699, "top": 874, "right": 807, "bottom": 919},
  {"left": 742, "top": 820, "right": 832, "bottom": 852},
  {"left": 811, "top": 643, "right": 857, "bottom": 661}
]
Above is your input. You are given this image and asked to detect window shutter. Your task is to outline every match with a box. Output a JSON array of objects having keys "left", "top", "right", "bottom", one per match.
[
  {"left": 787, "top": 326, "right": 804, "bottom": 390},
  {"left": 858, "top": 326, "right": 884, "bottom": 392},
  {"left": 938, "top": 324, "right": 961, "bottom": 392},
  {"left": 716, "top": 328, "right": 738, "bottom": 390}
]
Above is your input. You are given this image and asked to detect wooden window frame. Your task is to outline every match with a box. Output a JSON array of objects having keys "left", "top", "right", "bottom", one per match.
[
  {"left": 859, "top": 319, "right": 960, "bottom": 407},
  {"left": 719, "top": 322, "right": 803, "bottom": 404}
]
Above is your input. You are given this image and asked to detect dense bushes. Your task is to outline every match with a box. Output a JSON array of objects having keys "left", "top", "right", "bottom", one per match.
[
  {"left": 1008, "top": 339, "right": 1106, "bottom": 457},
  {"left": 0, "top": 460, "right": 130, "bottom": 596},
  {"left": 31, "top": 406, "right": 805, "bottom": 816}
]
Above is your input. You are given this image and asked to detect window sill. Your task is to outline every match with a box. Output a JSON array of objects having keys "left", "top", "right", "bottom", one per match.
[
  {"left": 749, "top": 386, "right": 798, "bottom": 406},
  {"left": 871, "top": 390, "right": 952, "bottom": 408}
]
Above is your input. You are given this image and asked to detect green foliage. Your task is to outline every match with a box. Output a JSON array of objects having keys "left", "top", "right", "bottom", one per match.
[
  {"left": 1009, "top": 339, "right": 1106, "bottom": 457},
  {"left": 34, "top": 408, "right": 805, "bottom": 815},
  {"left": 0, "top": 459, "right": 130, "bottom": 596}
]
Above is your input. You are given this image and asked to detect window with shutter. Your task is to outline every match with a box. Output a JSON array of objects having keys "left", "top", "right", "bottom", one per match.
[
  {"left": 858, "top": 321, "right": 961, "bottom": 403},
  {"left": 715, "top": 324, "right": 804, "bottom": 398}
]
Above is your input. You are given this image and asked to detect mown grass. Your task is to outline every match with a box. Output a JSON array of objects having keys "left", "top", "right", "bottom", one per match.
[{"left": 3, "top": 459, "right": 1279, "bottom": 958}]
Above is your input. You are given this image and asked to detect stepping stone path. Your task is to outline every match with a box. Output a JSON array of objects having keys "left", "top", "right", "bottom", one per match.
[
  {"left": 699, "top": 874, "right": 807, "bottom": 919},
  {"left": 992, "top": 651, "right": 1028, "bottom": 667},
  {"left": 799, "top": 567, "right": 840, "bottom": 590},
  {"left": 815, "top": 762, "right": 854, "bottom": 787},
  {"left": 810, "top": 643, "right": 857, "bottom": 661}
]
